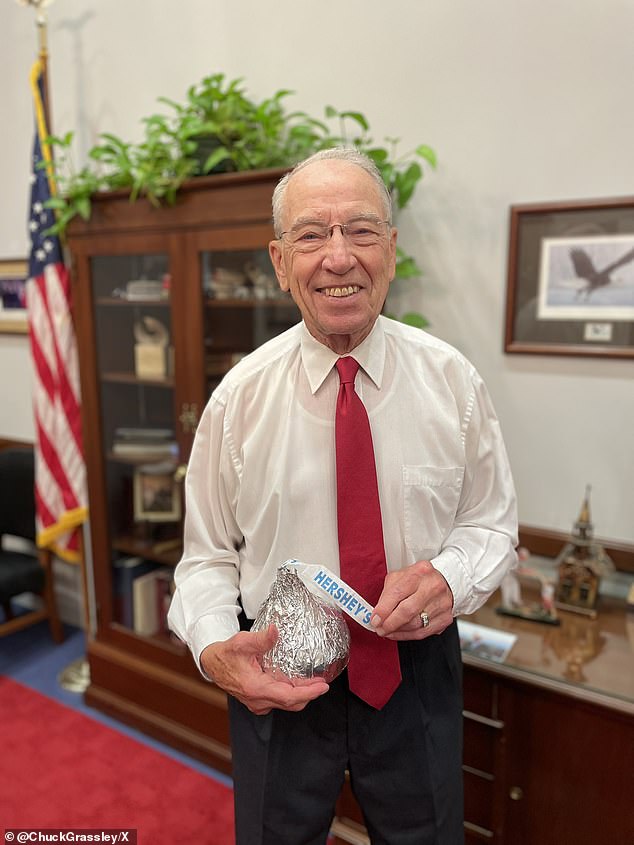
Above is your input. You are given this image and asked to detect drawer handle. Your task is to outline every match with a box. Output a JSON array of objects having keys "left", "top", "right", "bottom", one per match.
[
  {"left": 462, "top": 709, "right": 505, "bottom": 730},
  {"left": 509, "top": 786, "right": 524, "bottom": 801}
]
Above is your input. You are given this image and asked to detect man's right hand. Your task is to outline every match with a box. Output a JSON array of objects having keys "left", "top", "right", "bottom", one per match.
[{"left": 199, "top": 624, "right": 330, "bottom": 715}]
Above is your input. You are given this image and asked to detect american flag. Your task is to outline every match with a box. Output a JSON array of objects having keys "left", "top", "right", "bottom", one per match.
[{"left": 26, "top": 59, "right": 87, "bottom": 563}]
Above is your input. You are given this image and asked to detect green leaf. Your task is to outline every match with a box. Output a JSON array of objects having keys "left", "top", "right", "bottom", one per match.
[
  {"left": 415, "top": 144, "right": 437, "bottom": 168},
  {"left": 272, "top": 88, "right": 294, "bottom": 101},
  {"left": 365, "top": 147, "right": 389, "bottom": 165},
  {"left": 339, "top": 110, "right": 370, "bottom": 131},
  {"left": 89, "top": 147, "right": 112, "bottom": 161},
  {"left": 203, "top": 145, "right": 231, "bottom": 173},
  {"left": 76, "top": 196, "right": 91, "bottom": 220},
  {"left": 44, "top": 132, "right": 75, "bottom": 148},
  {"left": 404, "top": 161, "right": 423, "bottom": 181},
  {"left": 394, "top": 161, "right": 423, "bottom": 209},
  {"left": 43, "top": 197, "right": 67, "bottom": 210},
  {"left": 99, "top": 132, "right": 129, "bottom": 150},
  {"left": 378, "top": 162, "right": 395, "bottom": 188},
  {"left": 401, "top": 311, "right": 429, "bottom": 329},
  {"left": 157, "top": 96, "right": 183, "bottom": 112},
  {"left": 395, "top": 251, "right": 421, "bottom": 279},
  {"left": 324, "top": 105, "right": 338, "bottom": 119}
]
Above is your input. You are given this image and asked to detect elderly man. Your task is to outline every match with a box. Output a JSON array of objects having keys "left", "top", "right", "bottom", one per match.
[{"left": 168, "top": 147, "right": 517, "bottom": 845}]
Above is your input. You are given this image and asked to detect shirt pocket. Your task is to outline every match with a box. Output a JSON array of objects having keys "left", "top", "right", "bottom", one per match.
[{"left": 402, "top": 465, "right": 464, "bottom": 560}]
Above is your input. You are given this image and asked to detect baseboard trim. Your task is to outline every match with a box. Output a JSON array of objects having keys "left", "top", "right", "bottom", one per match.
[
  {"left": 0, "top": 437, "right": 33, "bottom": 450},
  {"left": 519, "top": 524, "right": 633, "bottom": 574}
]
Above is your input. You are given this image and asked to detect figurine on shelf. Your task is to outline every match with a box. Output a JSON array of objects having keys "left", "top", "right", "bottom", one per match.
[
  {"left": 554, "top": 486, "right": 614, "bottom": 618},
  {"left": 133, "top": 316, "right": 171, "bottom": 379},
  {"left": 244, "top": 260, "right": 281, "bottom": 300},
  {"left": 209, "top": 266, "right": 247, "bottom": 299}
]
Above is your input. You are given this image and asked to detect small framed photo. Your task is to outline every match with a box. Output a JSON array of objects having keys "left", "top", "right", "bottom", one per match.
[
  {"left": 133, "top": 464, "right": 181, "bottom": 522},
  {"left": 0, "top": 258, "right": 28, "bottom": 334},
  {"left": 505, "top": 198, "right": 634, "bottom": 358}
]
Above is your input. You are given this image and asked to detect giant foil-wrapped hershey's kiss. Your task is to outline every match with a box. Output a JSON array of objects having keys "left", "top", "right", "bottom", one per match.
[{"left": 252, "top": 564, "right": 350, "bottom": 683}]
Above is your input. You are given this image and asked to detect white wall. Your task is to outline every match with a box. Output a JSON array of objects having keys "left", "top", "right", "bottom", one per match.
[
  {"left": 0, "top": 334, "right": 35, "bottom": 441},
  {"left": 2, "top": 0, "right": 633, "bottom": 543}
]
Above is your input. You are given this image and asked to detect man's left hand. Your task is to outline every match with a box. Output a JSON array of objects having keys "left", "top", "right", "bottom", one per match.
[{"left": 370, "top": 560, "right": 454, "bottom": 640}]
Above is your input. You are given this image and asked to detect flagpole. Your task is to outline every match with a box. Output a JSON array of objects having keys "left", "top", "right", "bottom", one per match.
[
  {"left": 36, "top": 7, "right": 52, "bottom": 133},
  {"left": 33, "top": 5, "right": 94, "bottom": 652},
  {"left": 23, "top": 0, "right": 92, "bottom": 694}
]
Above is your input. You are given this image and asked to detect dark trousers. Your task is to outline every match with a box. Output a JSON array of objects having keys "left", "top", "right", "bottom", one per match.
[{"left": 228, "top": 621, "right": 464, "bottom": 845}]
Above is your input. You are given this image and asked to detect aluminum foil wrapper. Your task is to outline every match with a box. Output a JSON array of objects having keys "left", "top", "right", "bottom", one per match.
[{"left": 252, "top": 564, "right": 350, "bottom": 682}]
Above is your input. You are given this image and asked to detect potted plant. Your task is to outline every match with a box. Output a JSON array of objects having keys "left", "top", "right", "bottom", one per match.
[{"left": 42, "top": 72, "right": 436, "bottom": 324}]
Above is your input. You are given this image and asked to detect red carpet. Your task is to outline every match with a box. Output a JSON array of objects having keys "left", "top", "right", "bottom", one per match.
[{"left": 0, "top": 676, "right": 235, "bottom": 843}]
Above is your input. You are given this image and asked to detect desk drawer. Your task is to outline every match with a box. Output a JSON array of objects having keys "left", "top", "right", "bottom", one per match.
[
  {"left": 464, "top": 767, "right": 495, "bottom": 833},
  {"left": 463, "top": 713, "right": 502, "bottom": 773}
]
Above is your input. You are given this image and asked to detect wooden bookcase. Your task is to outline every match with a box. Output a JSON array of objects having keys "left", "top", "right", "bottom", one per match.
[{"left": 67, "top": 169, "right": 300, "bottom": 771}]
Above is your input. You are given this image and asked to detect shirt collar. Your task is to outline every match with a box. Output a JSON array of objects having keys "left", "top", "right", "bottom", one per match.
[{"left": 300, "top": 317, "right": 386, "bottom": 394}]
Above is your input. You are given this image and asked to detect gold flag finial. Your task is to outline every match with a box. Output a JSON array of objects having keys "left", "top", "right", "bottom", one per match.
[
  {"left": 16, "top": 0, "right": 54, "bottom": 24},
  {"left": 19, "top": 0, "right": 56, "bottom": 133},
  {"left": 17, "top": 1, "right": 55, "bottom": 58}
]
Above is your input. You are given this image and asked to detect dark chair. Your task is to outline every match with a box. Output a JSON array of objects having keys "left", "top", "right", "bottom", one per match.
[{"left": 0, "top": 447, "right": 63, "bottom": 641}]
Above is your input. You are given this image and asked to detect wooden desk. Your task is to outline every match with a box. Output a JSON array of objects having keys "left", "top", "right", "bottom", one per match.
[
  {"left": 332, "top": 593, "right": 634, "bottom": 845},
  {"left": 461, "top": 595, "right": 634, "bottom": 844},
  {"left": 86, "top": 577, "right": 634, "bottom": 844}
]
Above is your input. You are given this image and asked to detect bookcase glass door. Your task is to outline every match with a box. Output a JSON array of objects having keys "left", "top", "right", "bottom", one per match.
[
  {"left": 201, "top": 247, "right": 300, "bottom": 395},
  {"left": 90, "top": 253, "right": 180, "bottom": 639}
]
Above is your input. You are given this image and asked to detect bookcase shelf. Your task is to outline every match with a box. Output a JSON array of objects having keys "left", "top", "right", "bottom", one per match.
[
  {"left": 204, "top": 296, "right": 296, "bottom": 308},
  {"left": 100, "top": 372, "right": 175, "bottom": 387},
  {"left": 112, "top": 535, "right": 182, "bottom": 567},
  {"left": 96, "top": 297, "right": 171, "bottom": 307}
]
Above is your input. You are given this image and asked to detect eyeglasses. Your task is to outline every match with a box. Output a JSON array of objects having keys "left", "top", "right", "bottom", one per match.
[{"left": 278, "top": 218, "right": 391, "bottom": 254}]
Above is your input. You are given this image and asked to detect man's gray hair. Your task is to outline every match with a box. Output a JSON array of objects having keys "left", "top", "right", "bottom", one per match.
[{"left": 272, "top": 147, "right": 393, "bottom": 236}]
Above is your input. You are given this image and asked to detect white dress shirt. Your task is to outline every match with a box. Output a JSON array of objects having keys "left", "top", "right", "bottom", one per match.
[{"left": 168, "top": 316, "right": 518, "bottom": 666}]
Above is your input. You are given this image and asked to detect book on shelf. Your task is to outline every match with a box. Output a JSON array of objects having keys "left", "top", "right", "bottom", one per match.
[
  {"left": 112, "top": 441, "right": 178, "bottom": 459},
  {"left": 155, "top": 569, "right": 175, "bottom": 634},
  {"left": 122, "top": 279, "right": 165, "bottom": 301},
  {"left": 115, "top": 427, "right": 175, "bottom": 441},
  {"left": 113, "top": 556, "right": 155, "bottom": 628},
  {"left": 112, "top": 426, "right": 177, "bottom": 461},
  {"left": 132, "top": 566, "right": 174, "bottom": 636}
]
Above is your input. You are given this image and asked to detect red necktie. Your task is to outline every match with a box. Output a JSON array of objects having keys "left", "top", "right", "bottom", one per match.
[{"left": 335, "top": 356, "right": 402, "bottom": 709}]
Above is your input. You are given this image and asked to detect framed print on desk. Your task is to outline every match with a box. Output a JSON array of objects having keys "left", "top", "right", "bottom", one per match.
[
  {"left": 504, "top": 198, "right": 634, "bottom": 358},
  {"left": 0, "top": 259, "right": 28, "bottom": 335}
]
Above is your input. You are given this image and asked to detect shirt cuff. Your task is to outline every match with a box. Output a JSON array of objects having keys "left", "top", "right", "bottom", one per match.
[
  {"left": 190, "top": 612, "right": 240, "bottom": 678},
  {"left": 430, "top": 548, "right": 468, "bottom": 617}
]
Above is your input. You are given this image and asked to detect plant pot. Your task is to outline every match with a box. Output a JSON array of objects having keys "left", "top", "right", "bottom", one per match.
[{"left": 191, "top": 135, "right": 235, "bottom": 175}]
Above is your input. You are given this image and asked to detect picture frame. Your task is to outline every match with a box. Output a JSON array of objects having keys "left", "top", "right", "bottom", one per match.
[
  {"left": 504, "top": 198, "right": 634, "bottom": 358},
  {"left": 0, "top": 258, "right": 29, "bottom": 335},
  {"left": 133, "top": 464, "right": 181, "bottom": 523}
]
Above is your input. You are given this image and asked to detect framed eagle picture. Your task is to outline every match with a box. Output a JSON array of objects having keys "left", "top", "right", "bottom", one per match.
[{"left": 504, "top": 198, "right": 634, "bottom": 358}]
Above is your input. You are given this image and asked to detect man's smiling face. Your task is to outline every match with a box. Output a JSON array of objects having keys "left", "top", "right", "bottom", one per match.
[{"left": 269, "top": 159, "right": 397, "bottom": 355}]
